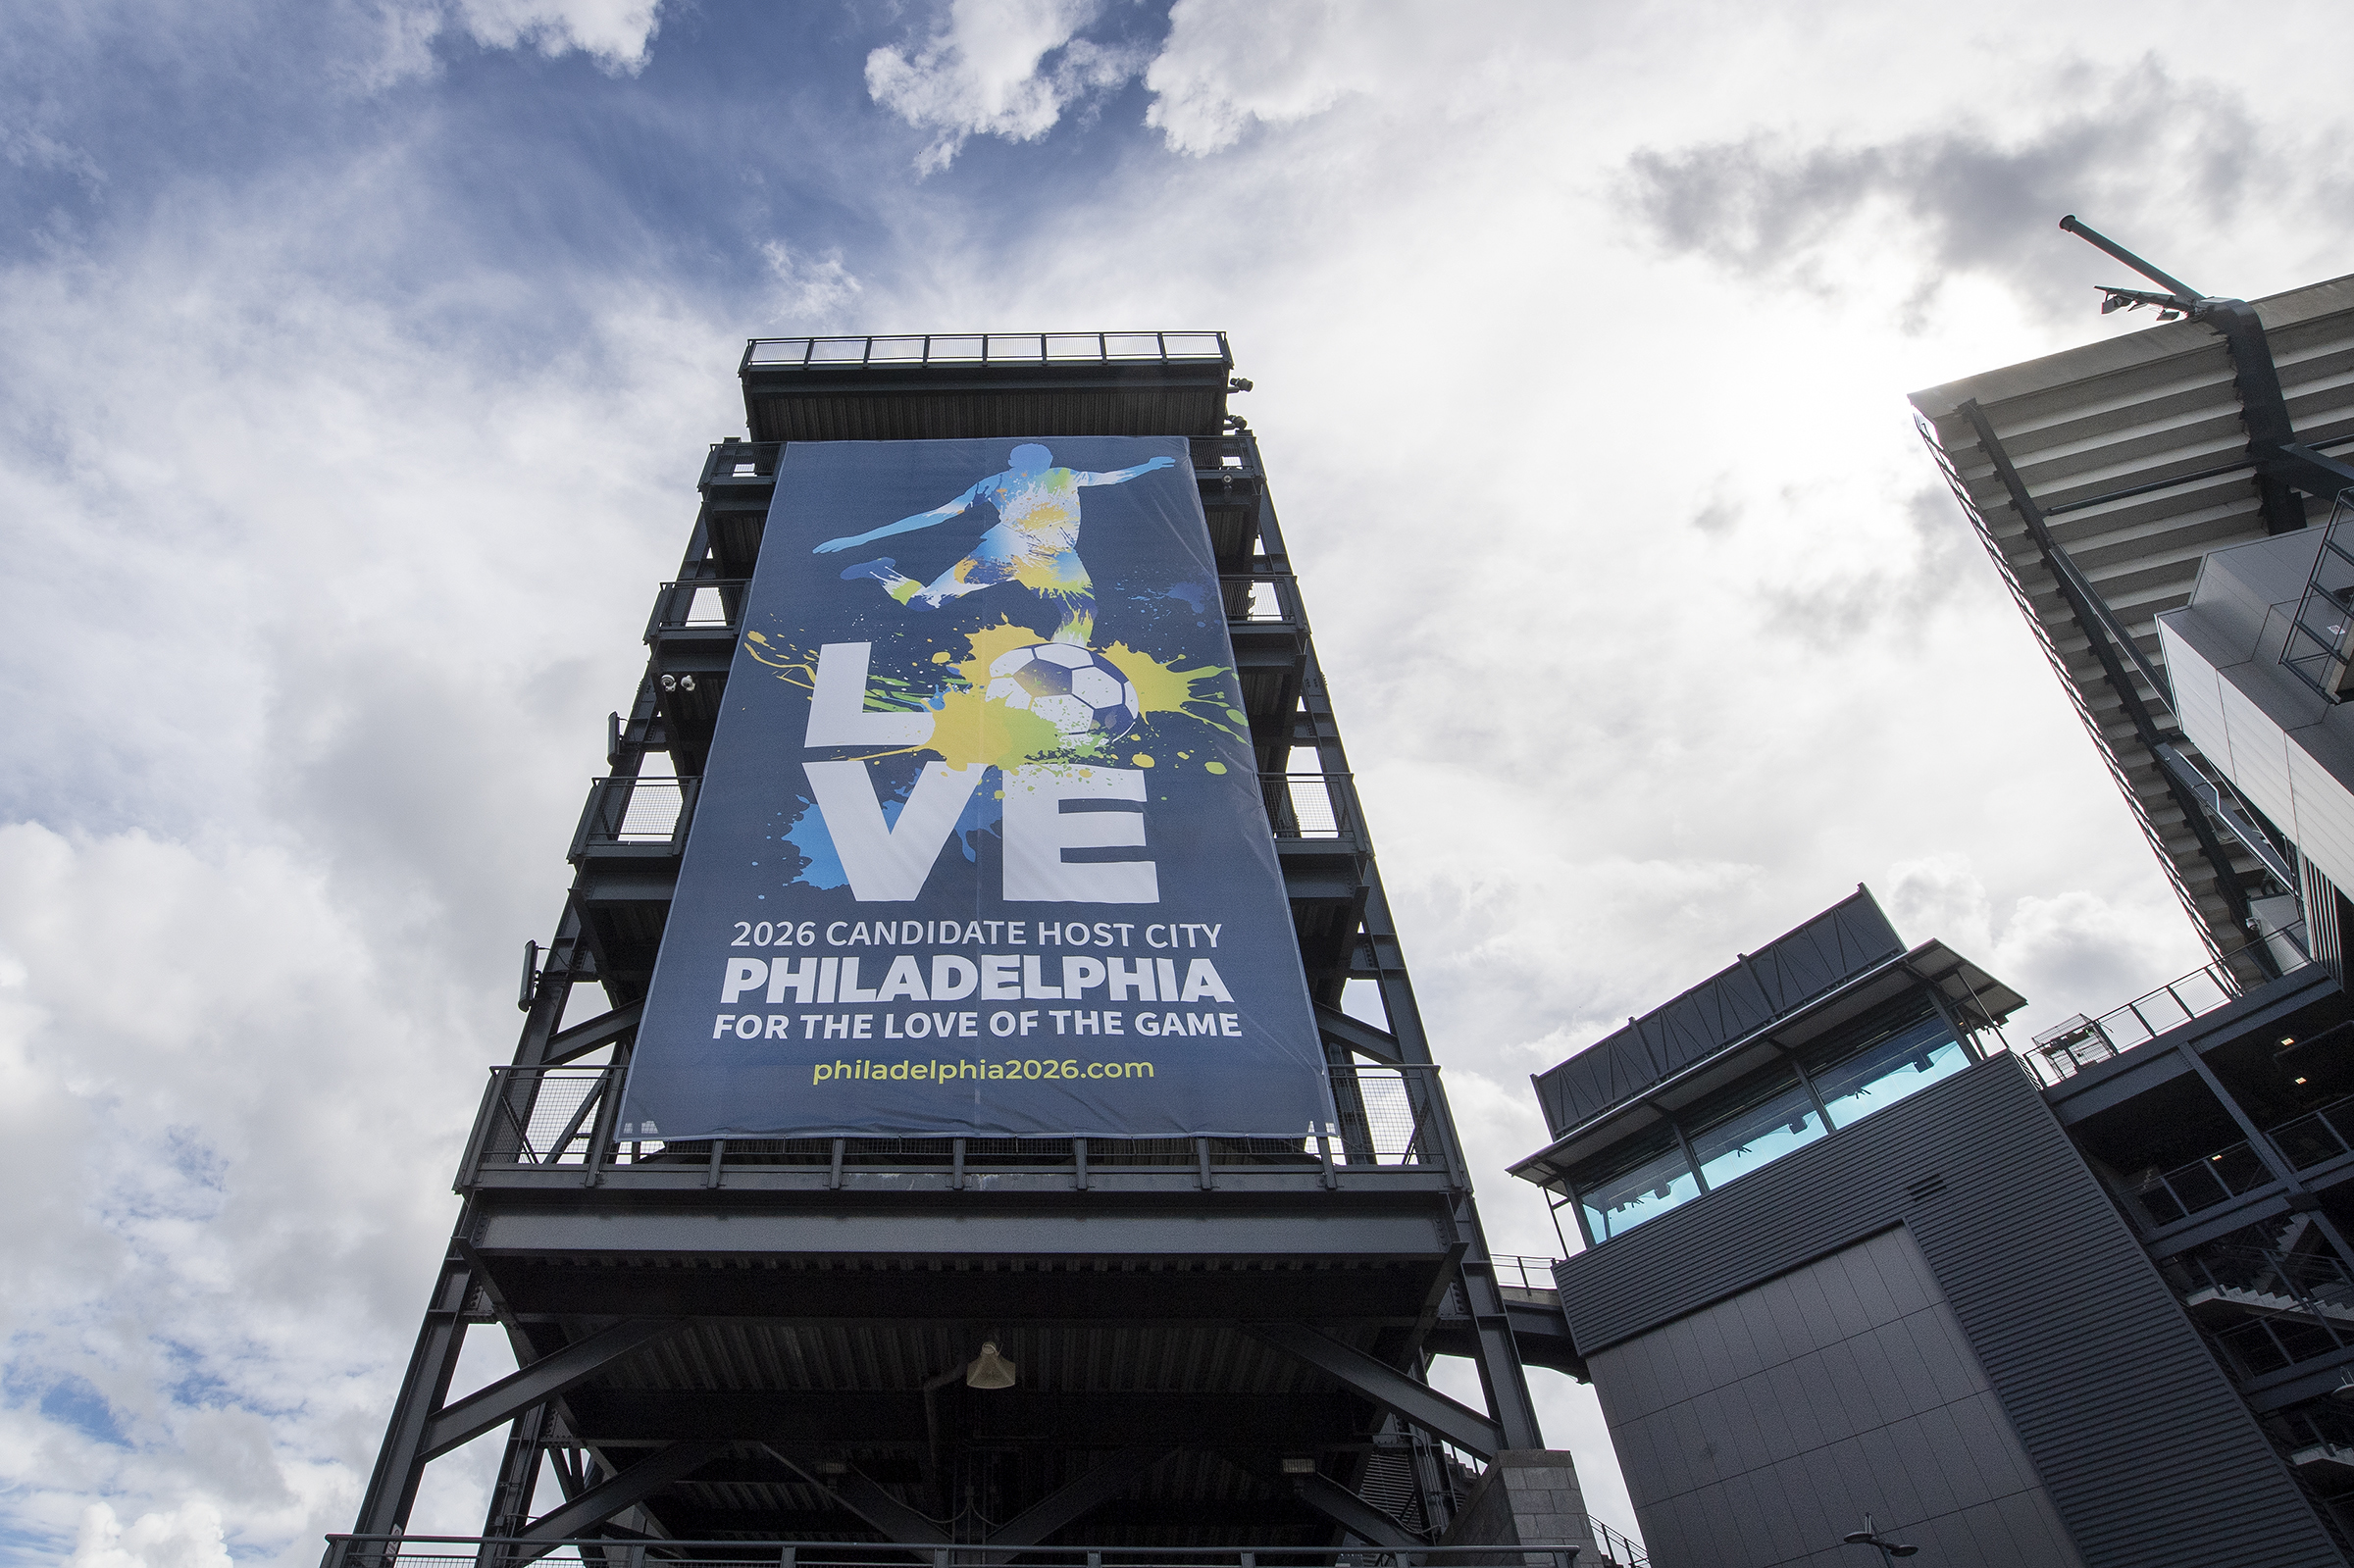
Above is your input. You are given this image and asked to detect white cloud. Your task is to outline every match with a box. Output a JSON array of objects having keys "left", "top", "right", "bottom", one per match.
[
  {"left": 761, "top": 240, "right": 863, "bottom": 329},
  {"left": 1143, "top": 0, "right": 1385, "bottom": 155},
  {"left": 865, "top": 0, "right": 1142, "bottom": 174},
  {"left": 0, "top": 140, "right": 741, "bottom": 1558},
  {"left": 69, "top": 1499, "right": 233, "bottom": 1568},
  {"left": 450, "top": 0, "right": 664, "bottom": 74}
]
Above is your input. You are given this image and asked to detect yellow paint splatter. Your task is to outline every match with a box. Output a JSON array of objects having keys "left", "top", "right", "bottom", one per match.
[
  {"left": 951, "top": 618, "right": 1057, "bottom": 690},
  {"left": 1100, "top": 641, "right": 1241, "bottom": 733},
  {"left": 923, "top": 685, "right": 1066, "bottom": 772},
  {"left": 1204, "top": 761, "right": 1227, "bottom": 774},
  {"left": 741, "top": 617, "right": 1248, "bottom": 773}
]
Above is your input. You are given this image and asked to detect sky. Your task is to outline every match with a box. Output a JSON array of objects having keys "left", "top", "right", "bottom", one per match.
[{"left": 6, "top": 0, "right": 2354, "bottom": 1561}]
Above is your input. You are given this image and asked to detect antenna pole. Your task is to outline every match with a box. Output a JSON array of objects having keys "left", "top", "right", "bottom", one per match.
[{"left": 2059, "top": 215, "right": 2202, "bottom": 300}]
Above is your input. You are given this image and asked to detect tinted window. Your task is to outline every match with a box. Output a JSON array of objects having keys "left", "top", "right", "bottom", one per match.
[
  {"left": 1687, "top": 1072, "right": 1828, "bottom": 1192},
  {"left": 1806, "top": 1010, "right": 1967, "bottom": 1129},
  {"left": 1570, "top": 1125, "right": 1700, "bottom": 1242}
]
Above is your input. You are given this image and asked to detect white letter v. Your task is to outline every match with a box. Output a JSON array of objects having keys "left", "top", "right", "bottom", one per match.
[{"left": 803, "top": 760, "right": 984, "bottom": 901}]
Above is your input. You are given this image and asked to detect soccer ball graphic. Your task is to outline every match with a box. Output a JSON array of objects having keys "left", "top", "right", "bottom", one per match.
[{"left": 986, "top": 642, "right": 1142, "bottom": 742}]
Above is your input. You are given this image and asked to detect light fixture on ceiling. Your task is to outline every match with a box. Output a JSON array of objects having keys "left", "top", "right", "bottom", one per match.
[{"left": 966, "top": 1339, "right": 1017, "bottom": 1390}]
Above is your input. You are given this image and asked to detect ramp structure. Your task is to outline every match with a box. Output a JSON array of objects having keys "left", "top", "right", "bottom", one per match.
[{"left": 334, "top": 332, "right": 1600, "bottom": 1567}]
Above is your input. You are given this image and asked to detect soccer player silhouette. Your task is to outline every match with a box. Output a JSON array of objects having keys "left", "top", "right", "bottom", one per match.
[{"left": 817, "top": 443, "right": 1176, "bottom": 645}]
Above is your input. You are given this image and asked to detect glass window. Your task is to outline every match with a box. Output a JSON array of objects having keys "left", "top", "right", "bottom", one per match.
[
  {"left": 1687, "top": 1072, "right": 1827, "bottom": 1192},
  {"left": 1569, "top": 1126, "right": 1700, "bottom": 1242},
  {"left": 1804, "top": 1007, "right": 1968, "bottom": 1130}
]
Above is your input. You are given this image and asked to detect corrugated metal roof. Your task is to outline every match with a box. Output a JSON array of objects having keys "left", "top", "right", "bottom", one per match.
[{"left": 1910, "top": 275, "right": 2354, "bottom": 973}]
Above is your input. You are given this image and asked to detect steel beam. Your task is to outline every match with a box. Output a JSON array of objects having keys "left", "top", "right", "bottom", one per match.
[
  {"left": 471, "top": 1204, "right": 1450, "bottom": 1259},
  {"left": 422, "top": 1318, "right": 683, "bottom": 1461},
  {"left": 2276, "top": 441, "right": 2354, "bottom": 504},
  {"left": 989, "top": 1445, "right": 1172, "bottom": 1546},
  {"left": 1288, "top": 1472, "right": 1420, "bottom": 1548},
  {"left": 766, "top": 1449, "right": 948, "bottom": 1544},
  {"left": 544, "top": 1001, "right": 643, "bottom": 1067},
  {"left": 1315, "top": 1004, "right": 1402, "bottom": 1064},
  {"left": 486, "top": 1258, "right": 1435, "bottom": 1323},
  {"left": 477, "top": 1401, "right": 552, "bottom": 1568},
  {"left": 515, "top": 1440, "right": 726, "bottom": 1557},
  {"left": 1241, "top": 1322, "right": 1504, "bottom": 1458}
]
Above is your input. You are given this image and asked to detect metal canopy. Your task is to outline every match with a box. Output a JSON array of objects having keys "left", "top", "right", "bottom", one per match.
[
  {"left": 1529, "top": 886, "right": 1904, "bottom": 1139},
  {"left": 1511, "top": 935, "right": 2023, "bottom": 1191},
  {"left": 1911, "top": 271, "right": 2354, "bottom": 977}
]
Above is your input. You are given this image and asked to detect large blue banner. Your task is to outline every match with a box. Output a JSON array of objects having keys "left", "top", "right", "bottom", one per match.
[{"left": 615, "top": 436, "right": 1332, "bottom": 1140}]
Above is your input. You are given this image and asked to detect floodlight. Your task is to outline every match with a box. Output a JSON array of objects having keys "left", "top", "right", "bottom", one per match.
[{"left": 966, "top": 1340, "right": 1017, "bottom": 1390}]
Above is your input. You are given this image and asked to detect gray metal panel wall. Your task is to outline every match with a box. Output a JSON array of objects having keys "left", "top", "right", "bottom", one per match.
[
  {"left": 1589, "top": 1227, "right": 2081, "bottom": 1568},
  {"left": 1553, "top": 1056, "right": 2341, "bottom": 1568}
]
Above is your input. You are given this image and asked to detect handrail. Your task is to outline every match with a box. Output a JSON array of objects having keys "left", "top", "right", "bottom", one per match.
[
  {"left": 744, "top": 330, "right": 1232, "bottom": 372},
  {"left": 2124, "top": 1138, "right": 2273, "bottom": 1226},
  {"left": 1587, "top": 1516, "right": 1648, "bottom": 1566},
  {"left": 2269, "top": 1093, "right": 2354, "bottom": 1173},
  {"left": 1490, "top": 1254, "right": 1566, "bottom": 1291},
  {"left": 461, "top": 1062, "right": 1459, "bottom": 1189},
  {"left": 1260, "top": 772, "right": 1360, "bottom": 841},
  {"left": 647, "top": 579, "right": 752, "bottom": 634},
  {"left": 2024, "top": 959, "right": 2240, "bottom": 1085},
  {"left": 1225, "top": 571, "right": 1303, "bottom": 625},
  {"left": 568, "top": 775, "right": 699, "bottom": 861}
]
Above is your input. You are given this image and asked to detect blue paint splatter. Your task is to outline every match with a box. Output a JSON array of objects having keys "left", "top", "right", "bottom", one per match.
[
  {"left": 954, "top": 775, "right": 1004, "bottom": 863},
  {"left": 783, "top": 774, "right": 923, "bottom": 889},
  {"left": 784, "top": 802, "right": 847, "bottom": 889}
]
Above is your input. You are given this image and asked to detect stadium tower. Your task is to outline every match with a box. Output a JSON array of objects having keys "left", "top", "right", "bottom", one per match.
[{"left": 333, "top": 333, "right": 1598, "bottom": 1567}]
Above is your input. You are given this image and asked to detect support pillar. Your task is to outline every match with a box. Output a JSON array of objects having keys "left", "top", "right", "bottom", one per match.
[{"left": 1440, "top": 1450, "right": 1597, "bottom": 1564}]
